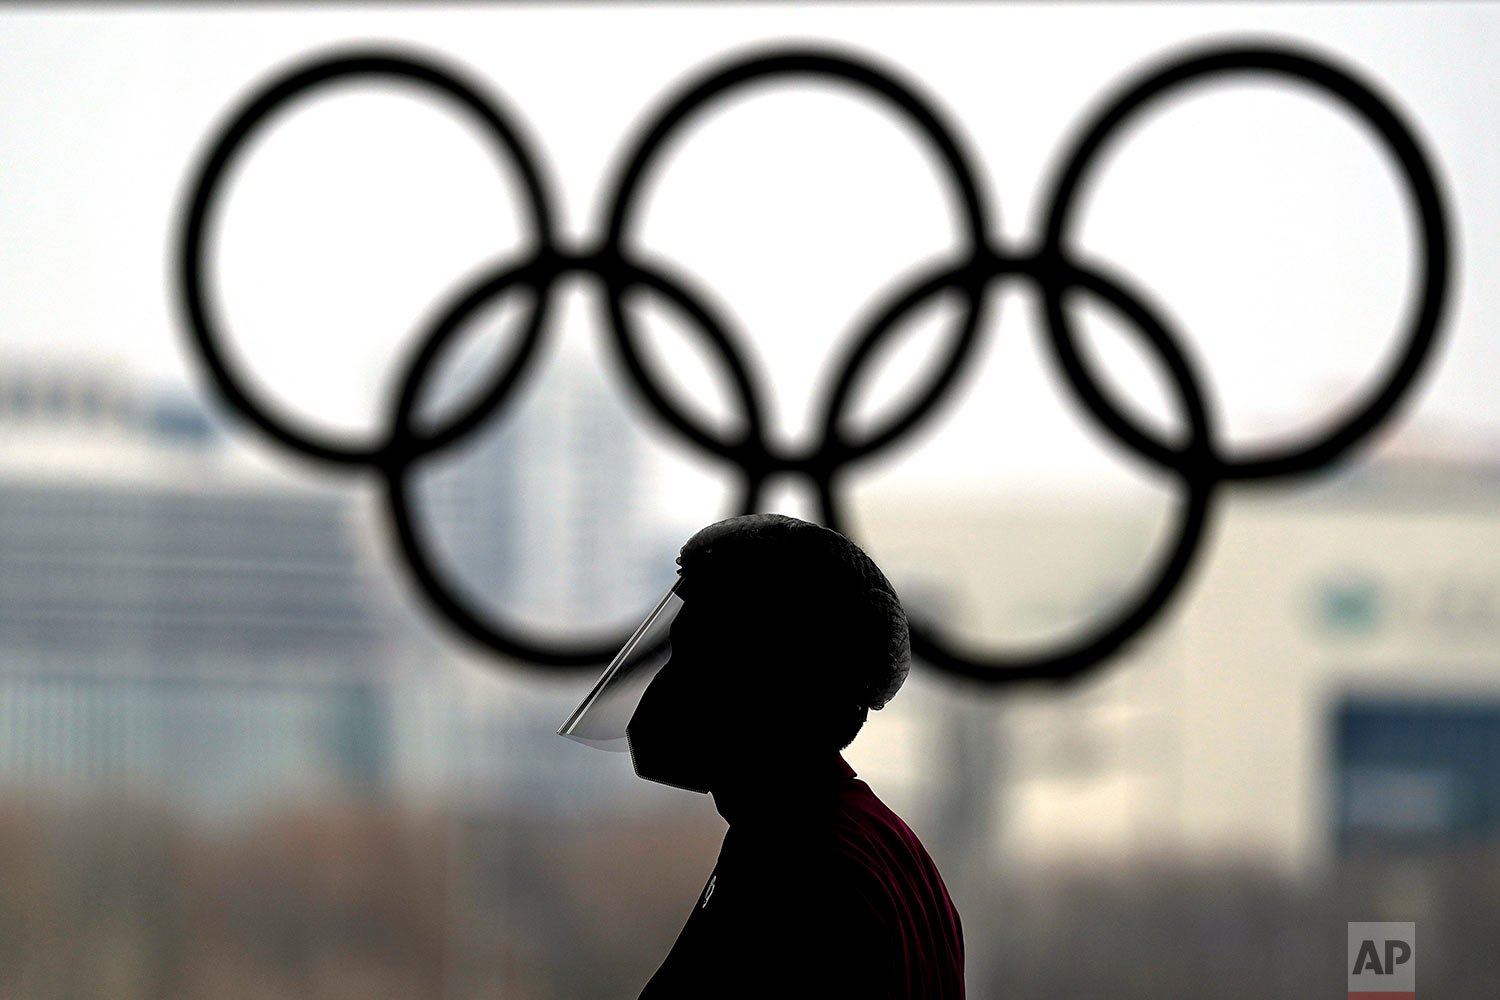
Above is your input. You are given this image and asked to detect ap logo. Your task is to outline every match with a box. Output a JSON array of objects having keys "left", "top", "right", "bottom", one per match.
[{"left": 1349, "top": 922, "right": 1415, "bottom": 999}]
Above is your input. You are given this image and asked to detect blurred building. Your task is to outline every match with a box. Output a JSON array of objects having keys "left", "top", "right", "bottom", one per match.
[
  {"left": 856, "top": 453, "right": 1500, "bottom": 877},
  {"left": 0, "top": 362, "right": 407, "bottom": 816},
  {"left": 0, "top": 357, "right": 662, "bottom": 819}
]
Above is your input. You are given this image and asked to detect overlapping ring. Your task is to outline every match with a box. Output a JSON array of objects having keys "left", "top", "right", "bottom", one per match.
[{"left": 176, "top": 40, "right": 1451, "bottom": 684}]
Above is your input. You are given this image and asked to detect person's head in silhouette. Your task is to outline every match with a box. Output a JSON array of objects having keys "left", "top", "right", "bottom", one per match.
[{"left": 625, "top": 514, "right": 910, "bottom": 801}]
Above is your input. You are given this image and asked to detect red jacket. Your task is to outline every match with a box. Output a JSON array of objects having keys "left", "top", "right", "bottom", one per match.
[{"left": 638, "top": 753, "right": 965, "bottom": 999}]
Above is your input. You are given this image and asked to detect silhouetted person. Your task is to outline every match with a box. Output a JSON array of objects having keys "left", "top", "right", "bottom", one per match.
[{"left": 559, "top": 514, "right": 965, "bottom": 999}]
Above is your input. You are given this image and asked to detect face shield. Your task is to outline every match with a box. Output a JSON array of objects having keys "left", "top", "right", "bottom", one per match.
[{"left": 556, "top": 580, "right": 685, "bottom": 751}]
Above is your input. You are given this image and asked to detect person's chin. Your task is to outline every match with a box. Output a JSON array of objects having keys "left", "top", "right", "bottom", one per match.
[{"left": 626, "top": 729, "right": 713, "bottom": 793}]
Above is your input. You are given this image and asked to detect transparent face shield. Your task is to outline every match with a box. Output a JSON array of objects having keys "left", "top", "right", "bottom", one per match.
[{"left": 556, "top": 580, "right": 685, "bottom": 751}]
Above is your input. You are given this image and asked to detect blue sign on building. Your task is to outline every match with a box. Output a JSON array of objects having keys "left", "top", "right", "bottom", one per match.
[{"left": 1335, "top": 697, "right": 1500, "bottom": 850}]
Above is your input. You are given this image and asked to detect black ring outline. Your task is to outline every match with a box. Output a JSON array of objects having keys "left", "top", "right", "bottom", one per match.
[
  {"left": 595, "top": 47, "right": 994, "bottom": 476},
  {"left": 1039, "top": 45, "right": 1451, "bottom": 482},
  {"left": 177, "top": 49, "right": 559, "bottom": 468},
  {"left": 819, "top": 250, "right": 1218, "bottom": 683}
]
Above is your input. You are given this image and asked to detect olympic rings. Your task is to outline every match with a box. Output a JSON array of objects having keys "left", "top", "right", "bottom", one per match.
[{"left": 175, "top": 39, "right": 1452, "bottom": 685}]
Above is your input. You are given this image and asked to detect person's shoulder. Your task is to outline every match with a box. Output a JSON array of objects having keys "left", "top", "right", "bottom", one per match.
[
  {"left": 830, "top": 776, "right": 960, "bottom": 928},
  {"left": 833, "top": 776, "right": 935, "bottom": 864}
]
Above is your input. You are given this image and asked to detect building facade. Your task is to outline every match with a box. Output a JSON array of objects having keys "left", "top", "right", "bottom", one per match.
[{"left": 852, "top": 459, "right": 1500, "bottom": 876}]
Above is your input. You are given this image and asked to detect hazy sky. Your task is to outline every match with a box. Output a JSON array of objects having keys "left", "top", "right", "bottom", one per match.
[{"left": 3, "top": 2, "right": 1498, "bottom": 507}]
